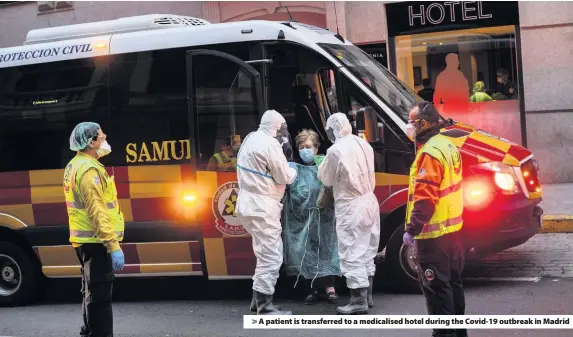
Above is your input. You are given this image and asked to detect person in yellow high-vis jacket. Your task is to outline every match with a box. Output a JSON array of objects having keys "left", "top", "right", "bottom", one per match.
[
  {"left": 64, "top": 122, "right": 125, "bottom": 337},
  {"left": 206, "top": 140, "right": 240, "bottom": 172},
  {"left": 403, "top": 102, "right": 467, "bottom": 337}
]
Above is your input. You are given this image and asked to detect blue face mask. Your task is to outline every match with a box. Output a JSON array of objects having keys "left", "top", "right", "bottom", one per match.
[{"left": 299, "top": 148, "right": 315, "bottom": 164}]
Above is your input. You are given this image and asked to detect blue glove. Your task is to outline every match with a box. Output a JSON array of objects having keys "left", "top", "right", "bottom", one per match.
[
  {"left": 288, "top": 162, "right": 297, "bottom": 169},
  {"left": 110, "top": 249, "right": 125, "bottom": 272},
  {"left": 403, "top": 232, "right": 415, "bottom": 247}
]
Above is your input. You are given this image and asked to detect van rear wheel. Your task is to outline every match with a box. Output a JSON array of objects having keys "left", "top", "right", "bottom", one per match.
[
  {"left": 385, "top": 226, "right": 421, "bottom": 293},
  {"left": 0, "top": 241, "right": 42, "bottom": 306}
]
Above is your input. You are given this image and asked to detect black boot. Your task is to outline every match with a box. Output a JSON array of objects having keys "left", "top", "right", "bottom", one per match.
[
  {"left": 79, "top": 325, "right": 89, "bottom": 337},
  {"left": 367, "top": 276, "right": 374, "bottom": 308},
  {"left": 250, "top": 290, "right": 256, "bottom": 312},
  {"left": 255, "top": 291, "right": 292, "bottom": 315},
  {"left": 336, "top": 288, "right": 368, "bottom": 315},
  {"left": 305, "top": 289, "right": 319, "bottom": 305}
]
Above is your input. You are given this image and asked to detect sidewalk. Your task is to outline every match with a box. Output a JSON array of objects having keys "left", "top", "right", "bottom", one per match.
[{"left": 539, "top": 183, "right": 573, "bottom": 233}]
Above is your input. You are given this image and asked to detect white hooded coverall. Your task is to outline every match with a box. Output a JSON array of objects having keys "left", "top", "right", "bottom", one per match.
[
  {"left": 236, "top": 110, "right": 297, "bottom": 295},
  {"left": 317, "top": 113, "right": 380, "bottom": 289}
]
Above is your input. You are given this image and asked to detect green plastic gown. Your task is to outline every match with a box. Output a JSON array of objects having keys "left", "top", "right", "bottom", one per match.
[{"left": 281, "top": 155, "right": 341, "bottom": 286}]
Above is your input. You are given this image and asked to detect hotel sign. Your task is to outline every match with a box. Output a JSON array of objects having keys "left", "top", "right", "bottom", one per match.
[{"left": 385, "top": 1, "right": 520, "bottom": 36}]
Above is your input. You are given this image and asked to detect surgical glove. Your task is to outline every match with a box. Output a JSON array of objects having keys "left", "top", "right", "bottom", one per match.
[
  {"left": 110, "top": 249, "right": 125, "bottom": 272},
  {"left": 288, "top": 162, "right": 297, "bottom": 169},
  {"left": 403, "top": 232, "right": 414, "bottom": 247}
]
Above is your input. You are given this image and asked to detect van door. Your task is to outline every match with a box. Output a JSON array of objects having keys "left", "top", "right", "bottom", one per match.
[{"left": 186, "top": 49, "right": 263, "bottom": 280}]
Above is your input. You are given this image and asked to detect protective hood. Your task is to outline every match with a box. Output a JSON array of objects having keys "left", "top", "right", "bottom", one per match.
[
  {"left": 259, "top": 109, "right": 286, "bottom": 137},
  {"left": 326, "top": 113, "right": 352, "bottom": 139}
]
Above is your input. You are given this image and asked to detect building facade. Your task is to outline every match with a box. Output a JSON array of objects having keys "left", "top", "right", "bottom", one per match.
[{"left": 0, "top": 1, "right": 571, "bottom": 183}]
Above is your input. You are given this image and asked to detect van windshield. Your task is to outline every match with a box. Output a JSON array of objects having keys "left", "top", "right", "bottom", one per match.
[{"left": 319, "top": 43, "right": 420, "bottom": 121}]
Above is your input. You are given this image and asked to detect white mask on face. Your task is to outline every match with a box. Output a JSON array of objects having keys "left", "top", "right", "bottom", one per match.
[
  {"left": 96, "top": 140, "right": 112, "bottom": 158},
  {"left": 406, "top": 124, "right": 416, "bottom": 141}
]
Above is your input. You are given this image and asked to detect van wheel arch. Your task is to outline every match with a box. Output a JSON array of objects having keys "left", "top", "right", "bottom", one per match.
[
  {"left": 377, "top": 207, "right": 422, "bottom": 293},
  {"left": 378, "top": 206, "right": 406, "bottom": 253},
  {"left": 0, "top": 226, "right": 46, "bottom": 306}
]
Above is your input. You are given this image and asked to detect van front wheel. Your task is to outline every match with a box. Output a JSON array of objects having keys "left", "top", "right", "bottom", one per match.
[
  {"left": 385, "top": 226, "right": 421, "bottom": 293},
  {"left": 0, "top": 241, "right": 41, "bottom": 306}
]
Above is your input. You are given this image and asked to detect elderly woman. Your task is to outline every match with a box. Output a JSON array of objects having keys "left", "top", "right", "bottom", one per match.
[{"left": 281, "top": 129, "right": 341, "bottom": 305}]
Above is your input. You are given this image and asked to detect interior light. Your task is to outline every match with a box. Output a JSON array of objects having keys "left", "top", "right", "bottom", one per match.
[
  {"left": 439, "top": 42, "right": 443, "bottom": 45},
  {"left": 422, "top": 42, "right": 427, "bottom": 45}
]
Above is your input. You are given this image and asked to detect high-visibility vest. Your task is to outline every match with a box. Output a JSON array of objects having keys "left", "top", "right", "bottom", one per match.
[
  {"left": 64, "top": 153, "right": 124, "bottom": 244},
  {"left": 213, "top": 152, "right": 237, "bottom": 169},
  {"left": 405, "top": 134, "right": 463, "bottom": 240}
]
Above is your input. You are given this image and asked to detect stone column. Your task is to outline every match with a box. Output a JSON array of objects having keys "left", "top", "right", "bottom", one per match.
[{"left": 519, "top": 1, "right": 573, "bottom": 183}]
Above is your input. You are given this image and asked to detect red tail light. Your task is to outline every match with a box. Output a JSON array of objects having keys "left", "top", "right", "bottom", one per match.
[{"left": 521, "top": 159, "right": 540, "bottom": 194}]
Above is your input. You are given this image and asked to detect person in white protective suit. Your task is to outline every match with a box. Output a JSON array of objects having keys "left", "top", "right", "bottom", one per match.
[
  {"left": 235, "top": 109, "right": 298, "bottom": 315},
  {"left": 317, "top": 112, "right": 380, "bottom": 315}
]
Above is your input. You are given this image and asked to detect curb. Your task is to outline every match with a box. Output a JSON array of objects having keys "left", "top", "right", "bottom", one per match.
[{"left": 540, "top": 215, "right": 573, "bottom": 233}]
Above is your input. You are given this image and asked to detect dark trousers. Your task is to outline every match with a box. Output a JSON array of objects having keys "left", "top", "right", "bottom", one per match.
[
  {"left": 75, "top": 243, "right": 115, "bottom": 337},
  {"left": 307, "top": 275, "right": 335, "bottom": 290},
  {"left": 416, "top": 231, "right": 467, "bottom": 337}
]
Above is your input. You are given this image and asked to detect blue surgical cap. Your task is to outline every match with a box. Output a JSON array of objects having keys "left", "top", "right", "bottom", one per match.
[{"left": 69, "top": 122, "right": 100, "bottom": 151}]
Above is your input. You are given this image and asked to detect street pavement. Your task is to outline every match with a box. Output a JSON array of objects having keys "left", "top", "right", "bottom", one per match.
[
  {"left": 1, "top": 233, "right": 573, "bottom": 337},
  {"left": 0, "top": 277, "right": 571, "bottom": 337},
  {"left": 465, "top": 233, "right": 573, "bottom": 278}
]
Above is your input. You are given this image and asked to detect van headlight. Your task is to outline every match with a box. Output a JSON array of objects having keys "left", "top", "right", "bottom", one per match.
[{"left": 470, "top": 162, "right": 520, "bottom": 195}]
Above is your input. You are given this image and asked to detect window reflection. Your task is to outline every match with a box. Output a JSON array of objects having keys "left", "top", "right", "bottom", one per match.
[{"left": 395, "top": 25, "right": 522, "bottom": 145}]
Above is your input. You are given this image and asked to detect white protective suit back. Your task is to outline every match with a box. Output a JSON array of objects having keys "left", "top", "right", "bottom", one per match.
[{"left": 318, "top": 112, "right": 380, "bottom": 289}]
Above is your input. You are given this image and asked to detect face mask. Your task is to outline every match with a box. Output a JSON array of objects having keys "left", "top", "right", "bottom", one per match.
[
  {"left": 299, "top": 148, "right": 315, "bottom": 164},
  {"left": 96, "top": 140, "right": 112, "bottom": 158},
  {"left": 406, "top": 124, "right": 416, "bottom": 141},
  {"left": 326, "top": 128, "right": 336, "bottom": 143},
  {"left": 275, "top": 123, "right": 288, "bottom": 144}
]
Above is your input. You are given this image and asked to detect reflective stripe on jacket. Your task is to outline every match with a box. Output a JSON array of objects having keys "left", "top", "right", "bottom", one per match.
[{"left": 405, "top": 133, "right": 463, "bottom": 240}]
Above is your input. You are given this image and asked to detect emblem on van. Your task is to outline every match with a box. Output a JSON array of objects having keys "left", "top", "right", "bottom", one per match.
[{"left": 212, "top": 181, "right": 247, "bottom": 236}]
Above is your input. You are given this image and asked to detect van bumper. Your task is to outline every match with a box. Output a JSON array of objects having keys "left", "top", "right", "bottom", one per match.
[{"left": 464, "top": 195, "right": 543, "bottom": 255}]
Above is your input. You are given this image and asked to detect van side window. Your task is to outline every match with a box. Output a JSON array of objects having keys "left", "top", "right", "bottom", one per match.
[
  {"left": 339, "top": 74, "right": 414, "bottom": 175},
  {"left": 108, "top": 49, "right": 190, "bottom": 166},
  {"left": 0, "top": 58, "right": 109, "bottom": 171},
  {"left": 265, "top": 42, "right": 335, "bottom": 154},
  {"left": 191, "top": 42, "right": 260, "bottom": 172}
]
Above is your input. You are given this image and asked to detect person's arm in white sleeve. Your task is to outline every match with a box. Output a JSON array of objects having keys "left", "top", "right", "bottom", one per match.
[
  {"left": 267, "top": 141, "right": 297, "bottom": 185},
  {"left": 317, "top": 148, "right": 339, "bottom": 188}
]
